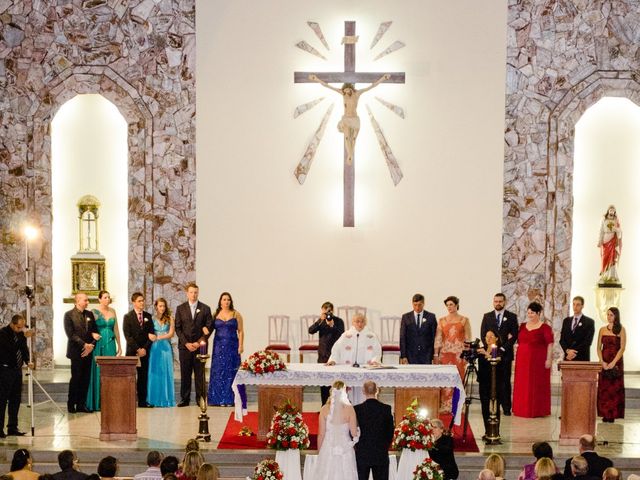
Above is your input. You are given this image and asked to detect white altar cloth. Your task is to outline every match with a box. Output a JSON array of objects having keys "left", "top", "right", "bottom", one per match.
[{"left": 232, "top": 363, "right": 465, "bottom": 424}]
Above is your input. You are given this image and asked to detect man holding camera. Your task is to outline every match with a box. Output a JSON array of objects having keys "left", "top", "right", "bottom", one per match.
[
  {"left": 308, "top": 301, "right": 344, "bottom": 405},
  {"left": 480, "top": 293, "right": 518, "bottom": 416}
]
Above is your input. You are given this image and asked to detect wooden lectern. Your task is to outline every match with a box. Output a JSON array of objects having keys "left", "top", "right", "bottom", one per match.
[
  {"left": 257, "top": 386, "right": 303, "bottom": 440},
  {"left": 558, "top": 361, "right": 602, "bottom": 445},
  {"left": 96, "top": 356, "right": 139, "bottom": 441}
]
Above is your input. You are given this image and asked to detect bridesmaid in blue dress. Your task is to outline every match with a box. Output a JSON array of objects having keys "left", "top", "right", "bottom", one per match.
[
  {"left": 207, "top": 292, "right": 245, "bottom": 406},
  {"left": 147, "top": 297, "right": 176, "bottom": 407},
  {"left": 87, "top": 290, "right": 122, "bottom": 411}
]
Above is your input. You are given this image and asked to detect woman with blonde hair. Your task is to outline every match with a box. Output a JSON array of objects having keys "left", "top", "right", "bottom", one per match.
[
  {"left": 196, "top": 464, "right": 219, "bottom": 480},
  {"left": 484, "top": 454, "right": 506, "bottom": 480},
  {"left": 176, "top": 451, "right": 204, "bottom": 480},
  {"left": 535, "top": 457, "right": 557, "bottom": 480}
]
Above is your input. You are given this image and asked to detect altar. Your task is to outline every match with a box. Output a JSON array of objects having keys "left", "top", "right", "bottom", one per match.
[{"left": 232, "top": 363, "right": 465, "bottom": 440}]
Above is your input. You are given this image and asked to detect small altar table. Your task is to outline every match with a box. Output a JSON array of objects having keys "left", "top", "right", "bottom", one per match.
[{"left": 232, "top": 363, "right": 465, "bottom": 440}]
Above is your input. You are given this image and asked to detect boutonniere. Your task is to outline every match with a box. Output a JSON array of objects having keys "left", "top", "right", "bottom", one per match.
[
  {"left": 85, "top": 316, "right": 91, "bottom": 323},
  {"left": 144, "top": 318, "right": 149, "bottom": 322},
  {"left": 578, "top": 322, "right": 582, "bottom": 327},
  {"left": 196, "top": 309, "right": 201, "bottom": 314}
]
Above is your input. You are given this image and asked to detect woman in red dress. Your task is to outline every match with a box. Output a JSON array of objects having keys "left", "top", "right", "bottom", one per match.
[
  {"left": 597, "top": 307, "right": 626, "bottom": 422},
  {"left": 513, "top": 302, "right": 554, "bottom": 418}
]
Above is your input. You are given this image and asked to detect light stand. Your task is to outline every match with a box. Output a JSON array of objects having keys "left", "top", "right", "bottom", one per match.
[
  {"left": 23, "top": 226, "right": 65, "bottom": 437},
  {"left": 196, "top": 346, "right": 211, "bottom": 442},
  {"left": 484, "top": 356, "right": 502, "bottom": 445}
]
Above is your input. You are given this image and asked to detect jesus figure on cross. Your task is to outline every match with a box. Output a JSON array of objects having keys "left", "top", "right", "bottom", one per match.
[{"left": 308, "top": 72, "right": 390, "bottom": 165}]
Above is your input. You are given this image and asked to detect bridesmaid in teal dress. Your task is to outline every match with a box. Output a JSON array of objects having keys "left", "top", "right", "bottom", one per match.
[
  {"left": 147, "top": 297, "right": 176, "bottom": 407},
  {"left": 87, "top": 290, "right": 122, "bottom": 411}
]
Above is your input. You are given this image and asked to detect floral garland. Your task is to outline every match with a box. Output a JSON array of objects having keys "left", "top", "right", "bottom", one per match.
[
  {"left": 391, "top": 399, "right": 436, "bottom": 451},
  {"left": 250, "top": 459, "right": 283, "bottom": 480},
  {"left": 413, "top": 457, "right": 445, "bottom": 480},
  {"left": 266, "top": 401, "right": 311, "bottom": 450},
  {"left": 240, "top": 350, "right": 287, "bottom": 375}
]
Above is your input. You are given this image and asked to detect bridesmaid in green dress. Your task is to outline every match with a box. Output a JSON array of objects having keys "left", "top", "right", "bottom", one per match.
[{"left": 86, "top": 290, "right": 122, "bottom": 411}]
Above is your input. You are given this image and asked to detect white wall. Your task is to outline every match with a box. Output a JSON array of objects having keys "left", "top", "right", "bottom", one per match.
[
  {"left": 572, "top": 97, "right": 640, "bottom": 370},
  {"left": 196, "top": 1, "right": 507, "bottom": 356},
  {"left": 51, "top": 94, "right": 129, "bottom": 365}
]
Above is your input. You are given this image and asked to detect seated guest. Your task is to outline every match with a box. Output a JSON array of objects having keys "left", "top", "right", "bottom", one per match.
[
  {"left": 429, "top": 419, "right": 459, "bottom": 480},
  {"left": 603, "top": 469, "right": 621, "bottom": 480},
  {"left": 518, "top": 442, "right": 555, "bottom": 480},
  {"left": 485, "top": 454, "right": 506, "bottom": 480},
  {"left": 9, "top": 449, "right": 39, "bottom": 480},
  {"left": 196, "top": 465, "right": 219, "bottom": 480},
  {"left": 479, "top": 470, "right": 497, "bottom": 480},
  {"left": 52, "top": 450, "right": 88, "bottom": 480},
  {"left": 163, "top": 476, "right": 178, "bottom": 480},
  {"left": 184, "top": 439, "right": 200, "bottom": 453},
  {"left": 97, "top": 457, "right": 118, "bottom": 480},
  {"left": 569, "top": 456, "right": 600, "bottom": 480},
  {"left": 176, "top": 452, "right": 204, "bottom": 480},
  {"left": 563, "top": 435, "right": 613, "bottom": 479},
  {"left": 135, "top": 452, "right": 163, "bottom": 480},
  {"left": 535, "top": 458, "right": 559, "bottom": 480},
  {"left": 160, "top": 457, "right": 179, "bottom": 478}
]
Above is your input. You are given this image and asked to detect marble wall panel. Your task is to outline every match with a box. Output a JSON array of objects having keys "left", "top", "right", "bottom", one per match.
[
  {"left": 505, "top": 0, "right": 640, "bottom": 352},
  {"left": 0, "top": 0, "right": 195, "bottom": 368}
]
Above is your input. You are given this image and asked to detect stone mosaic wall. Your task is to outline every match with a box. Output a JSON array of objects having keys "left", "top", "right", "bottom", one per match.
[
  {"left": 504, "top": 0, "right": 640, "bottom": 337},
  {"left": 0, "top": 0, "right": 195, "bottom": 367}
]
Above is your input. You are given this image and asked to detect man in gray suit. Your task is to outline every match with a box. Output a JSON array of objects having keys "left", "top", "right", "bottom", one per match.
[{"left": 64, "top": 292, "right": 99, "bottom": 413}]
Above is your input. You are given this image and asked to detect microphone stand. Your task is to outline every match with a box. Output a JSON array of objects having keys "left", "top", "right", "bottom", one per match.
[{"left": 353, "top": 333, "right": 360, "bottom": 368}]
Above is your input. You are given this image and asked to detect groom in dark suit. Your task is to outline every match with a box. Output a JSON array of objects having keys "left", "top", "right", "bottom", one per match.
[
  {"left": 174, "top": 282, "right": 213, "bottom": 407},
  {"left": 560, "top": 296, "right": 595, "bottom": 361},
  {"left": 123, "top": 292, "right": 155, "bottom": 408},
  {"left": 480, "top": 292, "right": 519, "bottom": 416},
  {"left": 400, "top": 293, "right": 437, "bottom": 364},
  {"left": 354, "top": 381, "right": 394, "bottom": 480}
]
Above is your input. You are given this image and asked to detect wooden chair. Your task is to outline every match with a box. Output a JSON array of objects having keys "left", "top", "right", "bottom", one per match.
[
  {"left": 298, "top": 314, "right": 320, "bottom": 362},
  {"left": 336, "top": 305, "right": 367, "bottom": 325},
  {"left": 380, "top": 315, "right": 401, "bottom": 363},
  {"left": 265, "top": 315, "right": 291, "bottom": 362}
]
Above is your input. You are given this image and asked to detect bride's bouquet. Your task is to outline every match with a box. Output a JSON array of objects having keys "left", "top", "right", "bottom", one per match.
[
  {"left": 266, "top": 401, "right": 311, "bottom": 450},
  {"left": 391, "top": 399, "right": 436, "bottom": 451},
  {"left": 240, "top": 350, "right": 287, "bottom": 375},
  {"left": 413, "top": 458, "right": 445, "bottom": 480},
  {"left": 249, "top": 459, "right": 283, "bottom": 480}
]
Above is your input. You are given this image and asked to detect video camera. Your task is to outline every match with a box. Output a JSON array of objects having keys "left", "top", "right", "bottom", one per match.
[{"left": 459, "top": 338, "right": 482, "bottom": 363}]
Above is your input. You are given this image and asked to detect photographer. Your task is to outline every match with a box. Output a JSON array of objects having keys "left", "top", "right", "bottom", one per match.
[
  {"left": 476, "top": 328, "right": 505, "bottom": 441},
  {"left": 308, "top": 301, "right": 344, "bottom": 405}
]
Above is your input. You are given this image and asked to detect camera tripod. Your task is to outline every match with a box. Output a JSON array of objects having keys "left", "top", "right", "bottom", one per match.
[{"left": 449, "top": 359, "right": 480, "bottom": 442}]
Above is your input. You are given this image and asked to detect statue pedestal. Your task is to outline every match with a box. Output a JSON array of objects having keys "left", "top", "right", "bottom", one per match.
[{"left": 594, "top": 286, "right": 624, "bottom": 322}]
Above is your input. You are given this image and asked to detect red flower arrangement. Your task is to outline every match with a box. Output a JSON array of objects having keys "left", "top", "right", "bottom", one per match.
[
  {"left": 250, "top": 459, "right": 283, "bottom": 480},
  {"left": 240, "top": 350, "right": 286, "bottom": 375},
  {"left": 266, "top": 401, "right": 311, "bottom": 451},
  {"left": 413, "top": 457, "right": 445, "bottom": 480},
  {"left": 391, "top": 399, "right": 436, "bottom": 451}
]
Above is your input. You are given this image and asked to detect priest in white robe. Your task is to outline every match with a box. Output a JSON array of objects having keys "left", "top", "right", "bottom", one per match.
[{"left": 326, "top": 313, "right": 382, "bottom": 404}]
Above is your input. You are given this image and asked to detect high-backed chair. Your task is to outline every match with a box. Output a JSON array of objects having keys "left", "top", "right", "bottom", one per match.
[
  {"left": 380, "top": 315, "right": 401, "bottom": 363},
  {"left": 298, "top": 314, "right": 320, "bottom": 362},
  {"left": 336, "top": 305, "right": 367, "bottom": 325},
  {"left": 265, "top": 315, "right": 291, "bottom": 362}
]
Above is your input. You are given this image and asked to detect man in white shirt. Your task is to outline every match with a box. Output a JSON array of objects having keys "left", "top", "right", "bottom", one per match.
[{"left": 134, "top": 451, "right": 163, "bottom": 480}]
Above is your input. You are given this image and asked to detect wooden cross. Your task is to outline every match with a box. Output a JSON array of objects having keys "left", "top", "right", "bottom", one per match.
[{"left": 294, "top": 21, "right": 405, "bottom": 227}]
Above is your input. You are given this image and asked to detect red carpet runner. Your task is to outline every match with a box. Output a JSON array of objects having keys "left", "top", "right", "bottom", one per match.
[{"left": 217, "top": 412, "right": 479, "bottom": 453}]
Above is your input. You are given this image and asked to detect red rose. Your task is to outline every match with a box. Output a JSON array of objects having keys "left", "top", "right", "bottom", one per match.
[
  {"left": 282, "top": 440, "right": 289, "bottom": 448},
  {"left": 290, "top": 441, "right": 298, "bottom": 449}
]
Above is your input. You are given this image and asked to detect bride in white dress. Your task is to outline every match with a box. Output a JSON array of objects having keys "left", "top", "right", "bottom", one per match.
[{"left": 312, "top": 380, "right": 360, "bottom": 480}]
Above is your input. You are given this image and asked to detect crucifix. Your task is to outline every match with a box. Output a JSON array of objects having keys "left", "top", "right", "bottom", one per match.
[{"left": 294, "top": 21, "right": 405, "bottom": 227}]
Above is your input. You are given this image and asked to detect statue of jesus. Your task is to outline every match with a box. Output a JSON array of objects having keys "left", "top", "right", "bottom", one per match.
[
  {"left": 309, "top": 73, "right": 390, "bottom": 165},
  {"left": 597, "top": 205, "right": 622, "bottom": 285}
]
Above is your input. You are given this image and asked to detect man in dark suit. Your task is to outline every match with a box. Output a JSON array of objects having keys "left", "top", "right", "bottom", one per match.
[
  {"left": 354, "top": 381, "right": 394, "bottom": 480},
  {"left": 0, "top": 314, "right": 33, "bottom": 437},
  {"left": 123, "top": 291, "right": 155, "bottom": 408},
  {"left": 52, "top": 450, "right": 89, "bottom": 480},
  {"left": 64, "top": 292, "right": 99, "bottom": 413},
  {"left": 563, "top": 435, "right": 613, "bottom": 479},
  {"left": 308, "top": 301, "right": 345, "bottom": 405},
  {"left": 400, "top": 293, "right": 437, "bottom": 364},
  {"left": 174, "top": 282, "right": 213, "bottom": 407},
  {"left": 560, "top": 296, "right": 595, "bottom": 361},
  {"left": 480, "top": 292, "right": 518, "bottom": 416}
]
